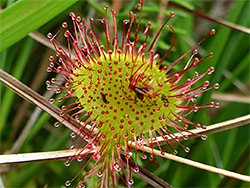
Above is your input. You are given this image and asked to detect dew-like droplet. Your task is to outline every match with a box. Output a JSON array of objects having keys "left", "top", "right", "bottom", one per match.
[
  {"left": 47, "top": 67, "right": 52, "bottom": 72},
  {"left": 56, "top": 88, "right": 61, "bottom": 94},
  {"left": 93, "top": 153, "right": 101, "bottom": 160},
  {"left": 49, "top": 56, "right": 54, "bottom": 61},
  {"left": 104, "top": 5, "right": 108, "bottom": 11},
  {"left": 47, "top": 33, "right": 53, "bottom": 39},
  {"left": 125, "top": 153, "right": 130, "bottom": 160},
  {"left": 208, "top": 67, "right": 214, "bottom": 74},
  {"left": 147, "top": 22, "right": 151, "bottom": 28},
  {"left": 65, "top": 180, "right": 71, "bottom": 186},
  {"left": 54, "top": 122, "right": 60, "bottom": 127},
  {"left": 97, "top": 171, "right": 103, "bottom": 177},
  {"left": 214, "top": 83, "right": 220, "bottom": 89},
  {"left": 203, "top": 80, "right": 210, "bottom": 87},
  {"left": 58, "top": 97, "right": 63, "bottom": 102},
  {"left": 142, "top": 154, "right": 147, "bottom": 159},
  {"left": 209, "top": 102, "right": 215, "bottom": 107},
  {"left": 79, "top": 183, "right": 85, "bottom": 188},
  {"left": 64, "top": 30, "right": 70, "bottom": 38},
  {"left": 173, "top": 150, "right": 178, "bottom": 155},
  {"left": 215, "top": 103, "right": 220, "bottom": 108},
  {"left": 70, "top": 145, "right": 75, "bottom": 151},
  {"left": 134, "top": 166, "right": 139, "bottom": 173},
  {"left": 62, "top": 22, "right": 68, "bottom": 28},
  {"left": 128, "top": 179, "right": 134, "bottom": 185},
  {"left": 51, "top": 78, "right": 56, "bottom": 83},
  {"left": 46, "top": 85, "right": 52, "bottom": 90},
  {"left": 77, "top": 155, "right": 83, "bottom": 162},
  {"left": 114, "top": 163, "right": 121, "bottom": 172},
  {"left": 149, "top": 155, "right": 153, "bottom": 161},
  {"left": 201, "top": 135, "right": 207, "bottom": 140},
  {"left": 201, "top": 125, "right": 207, "bottom": 129},
  {"left": 193, "top": 106, "right": 198, "bottom": 112},
  {"left": 116, "top": 143, "right": 120, "bottom": 148},
  {"left": 61, "top": 105, "right": 66, "bottom": 111},
  {"left": 70, "top": 12, "right": 76, "bottom": 20},
  {"left": 65, "top": 160, "right": 70, "bottom": 167},
  {"left": 49, "top": 98, "right": 55, "bottom": 103},
  {"left": 76, "top": 16, "right": 81, "bottom": 23},
  {"left": 196, "top": 123, "right": 201, "bottom": 128},
  {"left": 71, "top": 132, "right": 76, "bottom": 138},
  {"left": 59, "top": 111, "right": 64, "bottom": 117},
  {"left": 210, "top": 29, "right": 216, "bottom": 35},
  {"left": 184, "top": 147, "right": 190, "bottom": 153},
  {"left": 162, "top": 65, "right": 167, "bottom": 71}
]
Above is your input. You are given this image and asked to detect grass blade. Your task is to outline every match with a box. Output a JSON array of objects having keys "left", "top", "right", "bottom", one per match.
[{"left": 0, "top": 0, "right": 78, "bottom": 52}]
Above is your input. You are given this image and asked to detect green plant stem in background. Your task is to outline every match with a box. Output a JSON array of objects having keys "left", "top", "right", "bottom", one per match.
[
  {"left": 193, "top": 0, "right": 248, "bottom": 123},
  {"left": 0, "top": 37, "right": 33, "bottom": 132}
]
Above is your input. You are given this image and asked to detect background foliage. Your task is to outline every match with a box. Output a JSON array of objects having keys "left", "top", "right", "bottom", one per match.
[{"left": 0, "top": 0, "right": 249, "bottom": 187}]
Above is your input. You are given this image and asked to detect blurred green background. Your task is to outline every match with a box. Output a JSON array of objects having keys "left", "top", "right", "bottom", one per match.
[{"left": 0, "top": 0, "right": 249, "bottom": 187}]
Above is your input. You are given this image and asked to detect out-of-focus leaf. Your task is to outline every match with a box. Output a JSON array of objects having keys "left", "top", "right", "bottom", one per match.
[
  {"left": 0, "top": 37, "right": 34, "bottom": 132},
  {"left": 0, "top": 0, "right": 78, "bottom": 52}
]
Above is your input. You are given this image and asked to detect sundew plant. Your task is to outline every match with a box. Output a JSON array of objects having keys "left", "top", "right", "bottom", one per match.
[
  {"left": 47, "top": 2, "right": 218, "bottom": 187},
  {"left": 0, "top": 0, "right": 249, "bottom": 188}
]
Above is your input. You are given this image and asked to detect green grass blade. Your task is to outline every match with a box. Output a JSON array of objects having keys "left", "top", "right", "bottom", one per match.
[
  {"left": 220, "top": 53, "right": 250, "bottom": 91},
  {"left": 221, "top": 129, "right": 238, "bottom": 167},
  {"left": 87, "top": 0, "right": 105, "bottom": 16},
  {"left": 0, "top": 37, "right": 33, "bottom": 132},
  {"left": 0, "top": 0, "right": 78, "bottom": 52},
  {"left": 192, "top": 0, "right": 247, "bottom": 123},
  {"left": 13, "top": 128, "right": 71, "bottom": 187}
]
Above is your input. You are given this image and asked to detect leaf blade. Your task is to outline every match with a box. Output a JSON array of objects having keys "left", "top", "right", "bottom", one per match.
[{"left": 0, "top": 0, "right": 78, "bottom": 52}]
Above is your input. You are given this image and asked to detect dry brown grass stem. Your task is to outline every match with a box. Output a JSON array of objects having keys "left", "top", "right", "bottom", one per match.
[
  {"left": 29, "top": 31, "right": 68, "bottom": 53},
  {"left": 0, "top": 150, "right": 94, "bottom": 164},
  {"left": 212, "top": 92, "right": 250, "bottom": 104},
  {"left": 169, "top": 2, "right": 250, "bottom": 35},
  {"left": 0, "top": 149, "right": 173, "bottom": 187},
  {"left": 154, "top": 114, "right": 250, "bottom": 146},
  {"left": 1, "top": 114, "right": 248, "bottom": 164},
  {"left": 1, "top": 66, "right": 249, "bottom": 186},
  {"left": 138, "top": 144, "right": 250, "bottom": 183},
  {"left": 0, "top": 69, "right": 83, "bottom": 136}
]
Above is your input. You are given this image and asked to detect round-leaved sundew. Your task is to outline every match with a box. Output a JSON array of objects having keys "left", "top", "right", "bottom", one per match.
[{"left": 46, "top": 1, "right": 219, "bottom": 187}]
